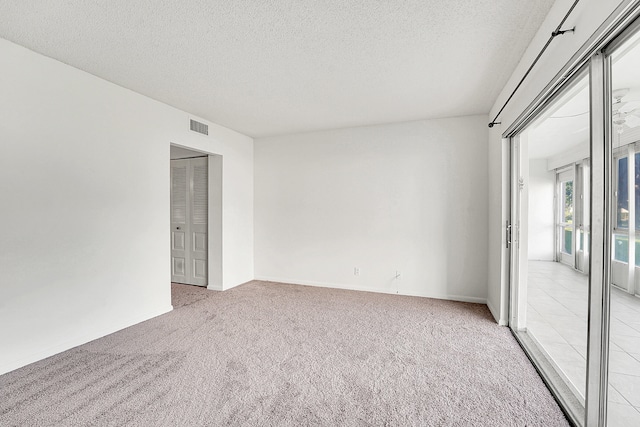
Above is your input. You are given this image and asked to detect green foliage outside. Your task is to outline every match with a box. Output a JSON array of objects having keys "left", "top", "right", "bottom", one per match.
[{"left": 564, "top": 181, "right": 573, "bottom": 223}]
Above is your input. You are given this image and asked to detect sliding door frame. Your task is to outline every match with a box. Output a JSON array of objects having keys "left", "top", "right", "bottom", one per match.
[
  {"left": 506, "top": 55, "right": 610, "bottom": 427},
  {"left": 576, "top": 159, "right": 591, "bottom": 274},
  {"left": 507, "top": 64, "right": 591, "bottom": 426},
  {"left": 504, "top": 5, "right": 640, "bottom": 425},
  {"left": 583, "top": 50, "right": 611, "bottom": 427},
  {"left": 509, "top": 133, "right": 528, "bottom": 331}
]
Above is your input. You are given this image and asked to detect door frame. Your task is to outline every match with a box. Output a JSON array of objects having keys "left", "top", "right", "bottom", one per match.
[
  {"left": 576, "top": 159, "right": 591, "bottom": 275},
  {"left": 508, "top": 95, "right": 589, "bottom": 424},
  {"left": 504, "top": 52, "right": 604, "bottom": 427},
  {"left": 170, "top": 156, "right": 210, "bottom": 286},
  {"left": 170, "top": 143, "right": 223, "bottom": 291},
  {"left": 509, "top": 133, "right": 528, "bottom": 331},
  {"left": 503, "top": 7, "right": 640, "bottom": 423}
]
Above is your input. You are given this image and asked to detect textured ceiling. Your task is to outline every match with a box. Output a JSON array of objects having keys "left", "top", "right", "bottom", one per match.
[{"left": 0, "top": 0, "right": 555, "bottom": 137}]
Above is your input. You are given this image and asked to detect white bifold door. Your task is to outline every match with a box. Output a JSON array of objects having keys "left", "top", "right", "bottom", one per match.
[{"left": 171, "top": 157, "right": 208, "bottom": 286}]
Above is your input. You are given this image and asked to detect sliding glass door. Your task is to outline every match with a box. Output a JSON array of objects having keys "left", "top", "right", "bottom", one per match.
[
  {"left": 509, "top": 70, "right": 591, "bottom": 424},
  {"left": 606, "top": 27, "right": 640, "bottom": 427},
  {"left": 508, "top": 14, "right": 640, "bottom": 426}
]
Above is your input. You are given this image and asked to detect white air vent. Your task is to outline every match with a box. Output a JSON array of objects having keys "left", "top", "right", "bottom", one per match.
[{"left": 190, "top": 119, "right": 208, "bottom": 136}]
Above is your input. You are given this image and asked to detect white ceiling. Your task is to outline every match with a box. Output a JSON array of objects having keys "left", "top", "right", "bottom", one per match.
[{"left": 0, "top": 0, "right": 555, "bottom": 138}]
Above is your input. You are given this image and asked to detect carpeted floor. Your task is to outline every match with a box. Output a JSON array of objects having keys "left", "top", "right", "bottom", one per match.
[{"left": 0, "top": 281, "right": 569, "bottom": 426}]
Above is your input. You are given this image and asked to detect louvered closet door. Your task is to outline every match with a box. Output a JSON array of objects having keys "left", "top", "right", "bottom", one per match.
[
  {"left": 171, "top": 160, "right": 189, "bottom": 283},
  {"left": 189, "top": 158, "right": 208, "bottom": 286},
  {"left": 170, "top": 157, "right": 208, "bottom": 286}
]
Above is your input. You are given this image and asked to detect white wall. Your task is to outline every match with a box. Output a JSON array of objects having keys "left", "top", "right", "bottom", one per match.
[
  {"left": 486, "top": 136, "right": 510, "bottom": 324},
  {"left": 487, "top": 0, "right": 633, "bottom": 323},
  {"left": 0, "top": 38, "right": 254, "bottom": 374},
  {"left": 254, "top": 116, "right": 488, "bottom": 303},
  {"left": 528, "top": 159, "right": 555, "bottom": 261}
]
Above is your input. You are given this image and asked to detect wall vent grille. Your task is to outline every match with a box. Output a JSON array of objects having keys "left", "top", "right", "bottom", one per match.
[{"left": 190, "top": 119, "right": 209, "bottom": 136}]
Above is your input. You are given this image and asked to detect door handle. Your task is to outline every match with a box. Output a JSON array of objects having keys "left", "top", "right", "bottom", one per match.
[
  {"left": 176, "top": 226, "right": 181, "bottom": 230},
  {"left": 506, "top": 221, "right": 512, "bottom": 249}
]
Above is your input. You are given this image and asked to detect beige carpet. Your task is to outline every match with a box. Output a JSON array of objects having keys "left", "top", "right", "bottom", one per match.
[{"left": 0, "top": 281, "right": 569, "bottom": 426}]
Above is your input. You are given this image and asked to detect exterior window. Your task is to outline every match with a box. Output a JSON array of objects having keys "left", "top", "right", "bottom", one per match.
[
  {"left": 617, "top": 156, "right": 629, "bottom": 229},
  {"left": 614, "top": 234, "right": 629, "bottom": 263},
  {"left": 561, "top": 180, "right": 573, "bottom": 255},
  {"left": 614, "top": 153, "right": 640, "bottom": 267},
  {"left": 635, "top": 152, "right": 640, "bottom": 227},
  {"left": 613, "top": 234, "right": 640, "bottom": 267}
]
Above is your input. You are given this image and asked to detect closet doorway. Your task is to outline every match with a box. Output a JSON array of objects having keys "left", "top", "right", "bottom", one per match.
[
  {"left": 171, "top": 156, "right": 208, "bottom": 286},
  {"left": 170, "top": 145, "right": 222, "bottom": 289}
]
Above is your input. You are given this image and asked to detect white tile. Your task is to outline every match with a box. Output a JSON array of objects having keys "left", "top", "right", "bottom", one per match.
[
  {"left": 609, "top": 373, "right": 640, "bottom": 407},
  {"left": 562, "top": 365, "right": 586, "bottom": 397},
  {"left": 560, "top": 301, "right": 588, "bottom": 319},
  {"left": 541, "top": 342, "right": 586, "bottom": 366},
  {"left": 572, "top": 343, "right": 587, "bottom": 359},
  {"left": 621, "top": 321, "right": 640, "bottom": 334},
  {"left": 611, "top": 308, "right": 640, "bottom": 323},
  {"left": 546, "top": 315, "right": 586, "bottom": 330},
  {"left": 607, "top": 402, "right": 640, "bottom": 427},
  {"left": 548, "top": 287, "right": 582, "bottom": 299},
  {"left": 526, "top": 261, "right": 640, "bottom": 414},
  {"left": 608, "top": 385, "right": 629, "bottom": 405},
  {"left": 609, "top": 350, "right": 640, "bottom": 376},
  {"left": 540, "top": 341, "right": 586, "bottom": 396},
  {"left": 611, "top": 341, "right": 624, "bottom": 352},
  {"left": 610, "top": 320, "right": 640, "bottom": 338},
  {"left": 529, "top": 300, "right": 572, "bottom": 317},
  {"left": 611, "top": 335, "right": 640, "bottom": 355},
  {"left": 528, "top": 323, "right": 569, "bottom": 345},
  {"left": 612, "top": 297, "right": 640, "bottom": 313},
  {"left": 554, "top": 327, "right": 587, "bottom": 347}
]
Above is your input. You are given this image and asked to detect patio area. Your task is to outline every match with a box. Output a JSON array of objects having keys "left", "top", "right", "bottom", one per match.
[{"left": 526, "top": 261, "right": 640, "bottom": 426}]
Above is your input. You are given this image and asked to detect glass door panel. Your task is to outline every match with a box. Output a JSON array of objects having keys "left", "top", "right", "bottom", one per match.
[
  {"left": 507, "top": 12, "right": 640, "bottom": 427},
  {"left": 607, "top": 29, "right": 640, "bottom": 427},
  {"left": 510, "top": 70, "right": 590, "bottom": 424}
]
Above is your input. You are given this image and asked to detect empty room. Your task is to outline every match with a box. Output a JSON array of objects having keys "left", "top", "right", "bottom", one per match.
[{"left": 2, "top": 1, "right": 640, "bottom": 426}]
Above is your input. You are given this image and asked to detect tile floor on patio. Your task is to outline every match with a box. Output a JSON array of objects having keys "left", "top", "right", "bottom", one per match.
[{"left": 527, "top": 260, "right": 640, "bottom": 426}]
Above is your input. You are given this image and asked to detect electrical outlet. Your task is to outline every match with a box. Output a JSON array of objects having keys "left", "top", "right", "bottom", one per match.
[{"left": 354, "top": 267, "right": 360, "bottom": 276}]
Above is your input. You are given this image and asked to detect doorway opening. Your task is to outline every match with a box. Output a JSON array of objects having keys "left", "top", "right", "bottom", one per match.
[{"left": 170, "top": 144, "right": 222, "bottom": 290}]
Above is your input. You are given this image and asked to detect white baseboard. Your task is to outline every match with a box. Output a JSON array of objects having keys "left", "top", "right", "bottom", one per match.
[
  {"left": 0, "top": 304, "right": 173, "bottom": 376},
  {"left": 487, "top": 298, "right": 508, "bottom": 325},
  {"left": 254, "top": 276, "right": 487, "bottom": 304},
  {"left": 222, "top": 282, "right": 242, "bottom": 291}
]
